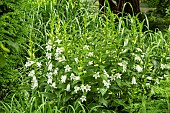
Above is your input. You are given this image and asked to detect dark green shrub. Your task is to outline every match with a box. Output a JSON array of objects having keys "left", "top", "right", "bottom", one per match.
[
  {"left": 146, "top": 0, "right": 170, "bottom": 16},
  {"left": 0, "top": 0, "right": 32, "bottom": 101}
]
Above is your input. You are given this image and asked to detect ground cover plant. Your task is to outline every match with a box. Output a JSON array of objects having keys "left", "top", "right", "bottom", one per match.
[{"left": 1, "top": 0, "right": 170, "bottom": 113}]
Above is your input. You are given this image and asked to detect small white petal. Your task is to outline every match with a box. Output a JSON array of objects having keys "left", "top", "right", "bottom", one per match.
[
  {"left": 65, "top": 84, "right": 71, "bottom": 91},
  {"left": 146, "top": 76, "right": 152, "bottom": 80},
  {"left": 36, "top": 62, "right": 42, "bottom": 68},
  {"left": 48, "top": 63, "right": 53, "bottom": 71},
  {"left": 53, "top": 68, "right": 59, "bottom": 75},
  {"left": 132, "top": 77, "right": 137, "bottom": 84},
  {"left": 88, "top": 61, "right": 93, "bottom": 65},
  {"left": 80, "top": 96, "right": 86, "bottom": 102},
  {"left": 64, "top": 65, "right": 72, "bottom": 72},
  {"left": 103, "top": 80, "right": 111, "bottom": 88},
  {"left": 93, "top": 72, "right": 100, "bottom": 79},
  {"left": 135, "top": 65, "right": 143, "bottom": 72},
  {"left": 61, "top": 75, "right": 67, "bottom": 83},
  {"left": 74, "top": 58, "right": 79, "bottom": 64},
  {"left": 32, "top": 76, "right": 38, "bottom": 89},
  {"left": 46, "top": 45, "right": 52, "bottom": 51},
  {"left": 74, "top": 86, "right": 80, "bottom": 93},
  {"left": 83, "top": 45, "right": 89, "bottom": 50},
  {"left": 80, "top": 84, "right": 86, "bottom": 92},
  {"left": 28, "top": 70, "right": 35, "bottom": 77},
  {"left": 51, "top": 82, "right": 57, "bottom": 88},
  {"left": 103, "top": 70, "right": 109, "bottom": 77},
  {"left": 124, "top": 39, "right": 129, "bottom": 46},
  {"left": 46, "top": 53, "right": 52, "bottom": 59},
  {"left": 87, "top": 52, "right": 93, "bottom": 57}
]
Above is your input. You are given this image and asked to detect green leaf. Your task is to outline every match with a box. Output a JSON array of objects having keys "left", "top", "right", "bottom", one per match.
[
  {"left": 0, "top": 53, "right": 6, "bottom": 68},
  {"left": 99, "top": 98, "right": 108, "bottom": 107},
  {"left": 114, "top": 99, "right": 126, "bottom": 107},
  {"left": 99, "top": 88, "right": 107, "bottom": 96},
  {"left": 6, "top": 40, "right": 19, "bottom": 52},
  {"left": 41, "top": 92, "right": 56, "bottom": 99}
]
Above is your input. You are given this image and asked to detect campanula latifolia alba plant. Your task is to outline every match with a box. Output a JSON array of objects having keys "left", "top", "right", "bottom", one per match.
[
  {"left": 22, "top": 2, "right": 170, "bottom": 111},
  {"left": 1, "top": 0, "right": 170, "bottom": 112}
]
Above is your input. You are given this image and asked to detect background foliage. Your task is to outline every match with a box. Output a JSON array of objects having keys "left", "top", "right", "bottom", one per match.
[{"left": 0, "top": 0, "right": 30, "bottom": 100}]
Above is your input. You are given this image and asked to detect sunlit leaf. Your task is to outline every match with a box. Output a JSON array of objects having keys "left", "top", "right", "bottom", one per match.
[{"left": 0, "top": 53, "right": 6, "bottom": 68}]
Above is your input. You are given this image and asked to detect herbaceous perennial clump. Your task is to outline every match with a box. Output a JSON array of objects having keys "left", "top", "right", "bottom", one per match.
[{"left": 20, "top": 0, "right": 170, "bottom": 112}]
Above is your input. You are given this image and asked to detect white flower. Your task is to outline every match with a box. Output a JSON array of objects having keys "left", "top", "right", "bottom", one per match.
[
  {"left": 124, "top": 39, "right": 129, "bottom": 46},
  {"left": 83, "top": 45, "right": 89, "bottom": 50},
  {"left": 74, "top": 58, "right": 79, "bottom": 64},
  {"left": 155, "top": 78, "right": 160, "bottom": 84},
  {"left": 28, "top": 70, "right": 35, "bottom": 77},
  {"left": 47, "top": 72, "right": 53, "bottom": 77},
  {"left": 54, "top": 52, "right": 59, "bottom": 58},
  {"left": 70, "top": 73, "right": 75, "bottom": 80},
  {"left": 32, "top": 76, "right": 38, "bottom": 89},
  {"left": 118, "top": 63, "right": 123, "bottom": 66},
  {"left": 55, "top": 55, "right": 66, "bottom": 62},
  {"left": 136, "top": 48, "right": 142, "bottom": 52},
  {"left": 134, "top": 55, "right": 142, "bottom": 62},
  {"left": 48, "top": 63, "right": 53, "bottom": 71},
  {"left": 65, "top": 84, "right": 70, "bottom": 91},
  {"left": 158, "top": 76, "right": 164, "bottom": 79},
  {"left": 146, "top": 76, "right": 152, "bottom": 80},
  {"left": 161, "top": 64, "right": 166, "bottom": 69},
  {"left": 110, "top": 75, "right": 116, "bottom": 81},
  {"left": 135, "top": 65, "right": 143, "bottom": 72},
  {"left": 131, "top": 76, "right": 137, "bottom": 84},
  {"left": 64, "top": 65, "right": 71, "bottom": 72},
  {"left": 25, "top": 61, "right": 34, "bottom": 68},
  {"left": 74, "top": 76, "right": 80, "bottom": 81},
  {"left": 118, "top": 61, "right": 128, "bottom": 72},
  {"left": 46, "top": 44, "right": 52, "bottom": 51},
  {"left": 161, "top": 64, "right": 170, "bottom": 70},
  {"left": 47, "top": 75, "right": 53, "bottom": 84},
  {"left": 93, "top": 72, "right": 100, "bottom": 79},
  {"left": 88, "top": 61, "right": 93, "bottom": 65},
  {"left": 56, "top": 47, "right": 64, "bottom": 55},
  {"left": 103, "top": 80, "right": 111, "bottom": 88},
  {"left": 53, "top": 68, "right": 58, "bottom": 74},
  {"left": 70, "top": 73, "right": 80, "bottom": 81},
  {"left": 146, "top": 83, "right": 150, "bottom": 87},
  {"left": 51, "top": 82, "right": 57, "bottom": 88},
  {"left": 80, "top": 96, "right": 86, "bottom": 103},
  {"left": 122, "top": 49, "right": 129, "bottom": 53},
  {"left": 74, "top": 86, "right": 80, "bottom": 93},
  {"left": 61, "top": 75, "right": 67, "bottom": 83},
  {"left": 47, "top": 40, "right": 52, "bottom": 45},
  {"left": 36, "top": 62, "right": 42, "bottom": 68},
  {"left": 87, "top": 52, "right": 93, "bottom": 57},
  {"left": 80, "top": 84, "right": 86, "bottom": 92},
  {"left": 103, "top": 70, "right": 109, "bottom": 78},
  {"left": 46, "top": 52, "right": 52, "bottom": 59},
  {"left": 53, "top": 68, "right": 59, "bottom": 75},
  {"left": 115, "top": 73, "right": 122, "bottom": 79},
  {"left": 47, "top": 72, "right": 53, "bottom": 84},
  {"left": 85, "top": 84, "right": 91, "bottom": 92},
  {"left": 164, "top": 74, "right": 168, "bottom": 78},
  {"left": 55, "top": 39, "right": 62, "bottom": 44}
]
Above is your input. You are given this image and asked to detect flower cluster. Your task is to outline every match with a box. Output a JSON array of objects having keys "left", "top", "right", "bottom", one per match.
[
  {"left": 23, "top": 31, "right": 169, "bottom": 106},
  {"left": 25, "top": 60, "right": 41, "bottom": 89}
]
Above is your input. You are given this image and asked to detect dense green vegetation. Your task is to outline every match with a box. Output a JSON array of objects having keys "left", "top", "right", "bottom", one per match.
[
  {"left": 0, "top": 0, "right": 170, "bottom": 112},
  {"left": 144, "top": 0, "right": 170, "bottom": 30}
]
